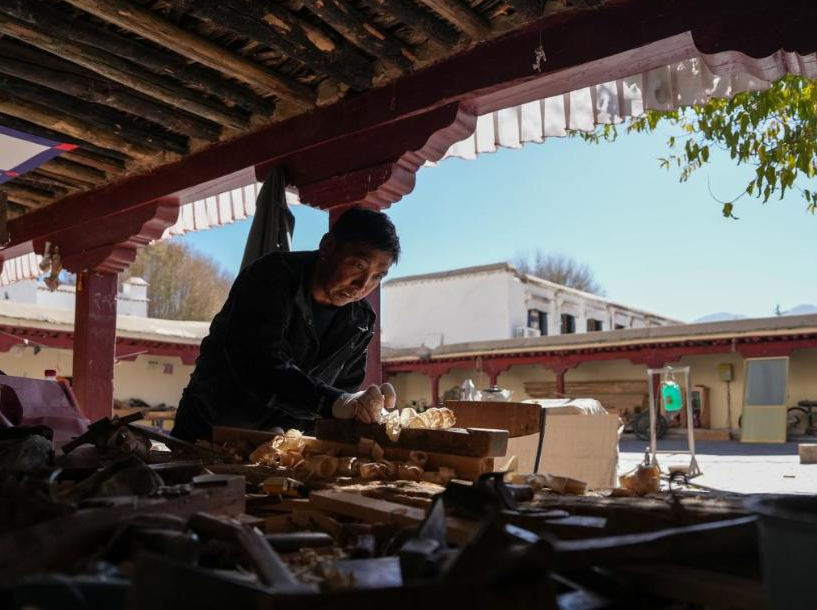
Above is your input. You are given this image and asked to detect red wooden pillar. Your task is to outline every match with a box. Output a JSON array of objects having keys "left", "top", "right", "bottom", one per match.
[
  {"left": 431, "top": 373, "right": 441, "bottom": 408},
  {"left": 73, "top": 270, "right": 118, "bottom": 421}
]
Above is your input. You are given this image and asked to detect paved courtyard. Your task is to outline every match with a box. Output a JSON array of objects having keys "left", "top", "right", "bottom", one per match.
[{"left": 619, "top": 438, "right": 817, "bottom": 494}]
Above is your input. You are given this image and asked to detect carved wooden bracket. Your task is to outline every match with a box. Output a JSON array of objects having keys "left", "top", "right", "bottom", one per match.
[
  {"left": 272, "top": 102, "right": 477, "bottom": 210},
  {"left": 33, "top": 197, "right": 180, "bottom": 274}
]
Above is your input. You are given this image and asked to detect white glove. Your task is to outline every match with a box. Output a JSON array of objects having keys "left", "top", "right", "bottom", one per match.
[{"left": 332, "top": 384, "right": 385, "bottom": 424}]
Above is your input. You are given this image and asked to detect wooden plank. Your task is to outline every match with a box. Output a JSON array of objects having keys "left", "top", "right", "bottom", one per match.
[
  {"left": 0, "top": 14, "right": 248, "bottom": 130},
  {"left": 0, "top": 474, "right": 245, "bottom": 585},
  {"left": 0, "top": 92, "right": 155, "bottom": 158},
  {"left": 0, "top": 0, "right": 273, "bottom": 116},
  {"left": 315, "top": 418, "right": 508, "bottom": 457},
  {"left": 358, "top": 0, "right": 459, "bottom": 48},
  {"left": 60, "top": 0, "right": 315, "bottom": 107},
  {"left": 413, "top": 0, "right": 492, "bottom": 41},
  {"left": 309, "top": 490, "right": 476, "bottom": 544},
  {"left": 0, "top": 40, "right": 222, "bottom": 142},
  {"left": 167, "top": 0, "right": 374, "bottom": 91},
  {"left": 445, "top": 401, "right": 542, "bottom": 438},
  {"left": 615, "top": 564, "right": 766, "bottom": 610},
  {"left": 212, "top": 427, "right": 494, "bottom": 480},
  {"left": 299, "top": 0, "right": 416, "bottom": 70}
]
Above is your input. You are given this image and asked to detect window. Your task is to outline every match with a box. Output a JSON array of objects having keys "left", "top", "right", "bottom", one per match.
[
  {"left": 560, "top": 313, "right": 576, "bottom": 334},
  {"left": 587, "top": 319, "right": 604, "bottom": 332},
  {"left": 615, "top": 324, "right": 625, "bottom": 330},
  {"left": 527, "top": 309, "right": 549, "bottom": 335},
  {"left": 745, "top": 358, "right": 788, "bottom": 406}
]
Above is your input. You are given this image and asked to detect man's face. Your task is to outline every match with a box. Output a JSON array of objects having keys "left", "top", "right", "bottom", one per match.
[{"left": 315, "top": 240, "right": 393, "bottom": 307}]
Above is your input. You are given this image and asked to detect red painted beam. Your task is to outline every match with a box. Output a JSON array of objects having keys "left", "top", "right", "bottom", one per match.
[{"left": 383, "top": 335, "right": 817, "bottom": 376}]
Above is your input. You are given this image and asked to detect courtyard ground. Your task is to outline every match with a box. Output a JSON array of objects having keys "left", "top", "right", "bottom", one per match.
[{"left": 619, "top": 437, "right": 817, "bottom": 494}]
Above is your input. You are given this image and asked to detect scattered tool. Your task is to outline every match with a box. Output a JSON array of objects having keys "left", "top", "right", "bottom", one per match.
[{"left": 62, "top": 412, "right": 147, "bottom": 459}]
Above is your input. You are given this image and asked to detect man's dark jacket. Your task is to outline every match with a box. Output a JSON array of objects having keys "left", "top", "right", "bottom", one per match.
[{"left": 172, "top": 250, "right": 375, "bottom": 441}]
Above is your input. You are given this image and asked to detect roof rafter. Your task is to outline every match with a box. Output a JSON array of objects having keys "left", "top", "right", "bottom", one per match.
[
  {"left": 169, "top": 0, "right": 374, "bottom": 91},
  {"left": 358, "top": 0, "right": 460, "bottom": 48},
  {"left": 0, "top": 0, "right": 274, "bottom": 117},
  {"left": 60, "top": 0, "right": 316, "bottom": 108},
  {"left": 299, "top": 0, "right": 417, "bottom": 70},
  {"left": 0, "top": 40, "right": 220, "bottom": 142},
  {"left": 413, "top": 0, "right": 492, "bottom": 40},
  {"left": 0, "top": 13, "right": 247, "bottom": 133}
]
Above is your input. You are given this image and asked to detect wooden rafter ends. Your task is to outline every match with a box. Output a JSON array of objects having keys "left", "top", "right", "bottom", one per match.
[
  {"left": 414, "top": 0, "right": 492, "bottom": 40},
  {"left": 59, "top": 0, "right": 316, "bottom": 107},
  {"left": 299, "top": 0, "right": 417, "bottom": 69},
  {"left": 0, "top": 15, "right": 246, "bottom": 133},
  {"left": 0, "top": 92, "right": 157, "bottom": 159},
  {"left": 0, "top": 0, "right": 274, "bottom": 116},
  {"left": 0, "top": 76, "right": 188, "bottom": 155},
  {"left": 165, "top": 0, "right": 374, "bottom": 92},
  {"left": 0, "top": 41, "right": 221, "bottom": 142},
  {"left": 358, "top": 0, "right": 460, "bottom": 48},
  {"left": 503, "top": 0, "right": 546, "bottom": 21}
]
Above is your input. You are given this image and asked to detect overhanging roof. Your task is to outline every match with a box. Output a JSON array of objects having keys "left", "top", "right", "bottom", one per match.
[{"left": 383, "top": 314, "right": 817, "bottom": 362}]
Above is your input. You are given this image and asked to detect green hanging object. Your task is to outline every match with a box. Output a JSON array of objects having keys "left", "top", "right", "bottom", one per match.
[{"left": 661, "top": 380, "right": 683, "bottom": 412}]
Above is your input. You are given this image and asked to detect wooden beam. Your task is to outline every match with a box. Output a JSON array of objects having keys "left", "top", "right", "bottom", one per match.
[
  {"left": 0, "top": 75, "right": 188, "bottom": 155},
  {"left": 413, "top": 0, "right": 492, "bottom": 40},
  {"left": 0, "top": 0, "right": 274, "bottom": 116},
  {"left": 62, "top": 151, "right": 125, "bottom": 176},
  {"left": 0, "top": 92, "right": 156, "bottom": 159},
  {"left": 12, "top": 175, "right": 71, "bottom": 198},
  {"left": 0, "top": 112, "right": 129, "bottom": 163},
  {"left": 169, "top": 0, "right": 374, "bottom": 91},
  {"left": 38, "top": 159, "right": 107, "bottom": 188},
  {"left": 59, "top": 0, "right": 315, "bottom": 107},
  {"left": 315, "top": 419, "right": 510, "bottom": 457},
  {"left": 3, "top": 184, "right": 52, "bottom": 208},
  {"left": 503, "top": 0, "right": 545, "bottom": 21},
  {"left": 358, "top": 0, "right": 460, "bottom": 48},
  {"left": 0, "top": 15, "right": 245, "bottom": 132},
  {"left": 299, "top": 0, "right": 416, "bottom": 70},
  {"left": 0, "top": 40, "right": 222, "bottom": 142}
]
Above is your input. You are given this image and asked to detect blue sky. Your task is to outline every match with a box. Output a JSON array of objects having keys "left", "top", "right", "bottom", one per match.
[{"left": 180, "top": 128, "right": 816, "bottom": 322}]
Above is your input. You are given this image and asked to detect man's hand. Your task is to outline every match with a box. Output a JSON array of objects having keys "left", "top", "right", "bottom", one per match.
[{"left": 332, "top": 384, "right": 385, "bottom": 423}]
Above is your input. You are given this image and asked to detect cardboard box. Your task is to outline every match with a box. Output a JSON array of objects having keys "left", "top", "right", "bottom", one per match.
[{"left": 539, "top": 412, "right": 621, "bottom": 489}]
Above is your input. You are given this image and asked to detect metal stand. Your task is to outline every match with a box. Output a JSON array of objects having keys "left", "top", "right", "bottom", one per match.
[{"left": 647, "top": 366, "right": 702, "bottom": 478}]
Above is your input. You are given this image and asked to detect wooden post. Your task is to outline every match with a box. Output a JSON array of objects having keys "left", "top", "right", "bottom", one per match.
[
  {"left": 72, "top": 270, "right": 118, "bottom": 421},
  {"left": 431, "top": 373, "right": 441, "bottom": 408},
  {"left": 555, "top": 368, "right": 567, "bottom": 397}
]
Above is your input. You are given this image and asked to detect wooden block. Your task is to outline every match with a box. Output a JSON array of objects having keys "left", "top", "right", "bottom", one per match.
[
  {"left": 213, "top": 426, "right": 279, "bottom": 446},
  {"left": 304, "top": 437, "right": 493, "bottom": 480},
  {"left": 309, "top": 490, "right": 476, "bottom": 544},
  {"left": 211, "top": 428, "right": 494, "bottom": 480},
  {"left": 444, "top": 401, "right": 542, "bottom": 438},
  {"left": 315, "top": 418, "right": 508, "bottom": 457},
  {"left": 799, "top": 443, "right": 817, "bottom": 464}
]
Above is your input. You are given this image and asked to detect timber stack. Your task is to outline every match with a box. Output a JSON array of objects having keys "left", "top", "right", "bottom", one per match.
[{"left": 0, "top": 411, "right": 772, "bottom": 609}]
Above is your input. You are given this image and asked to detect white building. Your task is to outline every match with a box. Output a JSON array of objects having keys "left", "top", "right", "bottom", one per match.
[
  {"left": 2, "top": 277, "right": 150, "bottom": 317},
  {"left": 383, "top": 263, "right": 679, "bottom": 349}
]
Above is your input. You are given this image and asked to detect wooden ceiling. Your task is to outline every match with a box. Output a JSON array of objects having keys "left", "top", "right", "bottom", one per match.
[{"left": 0, "top": 0, "right": 597, "bottom": 217}]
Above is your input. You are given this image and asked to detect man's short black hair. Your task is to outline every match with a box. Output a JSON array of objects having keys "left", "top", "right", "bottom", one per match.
[{"left": 330, "top": 207, "right": 401, "bottom": 263}]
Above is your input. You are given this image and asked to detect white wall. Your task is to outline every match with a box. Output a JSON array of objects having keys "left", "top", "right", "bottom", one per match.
[
  {"left": 1, "top": 279, "right": 149, "bottom": 317},
  {"left": 384, "top": 266, "right": 678, "bottom": 348},
  {"left": 0, "top": 346, "right": 192, "bottom": 408},
  {"left": 383, "top": 271, "right": 514, "bottom": 347}
]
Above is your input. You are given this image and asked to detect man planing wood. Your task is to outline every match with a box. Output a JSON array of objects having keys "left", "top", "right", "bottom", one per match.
[{"left": 172, "top": 208, "right": 400, "bottom": 441}]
